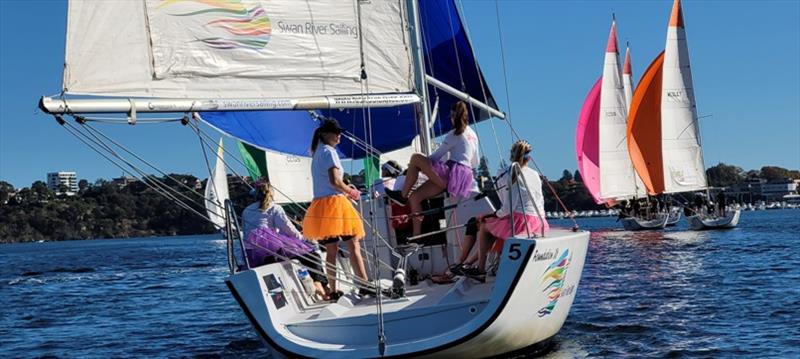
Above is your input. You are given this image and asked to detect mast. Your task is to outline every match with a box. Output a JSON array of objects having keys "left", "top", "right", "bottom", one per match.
[{"left": 408, "top": 0, "right": 433, "bottom": 155}]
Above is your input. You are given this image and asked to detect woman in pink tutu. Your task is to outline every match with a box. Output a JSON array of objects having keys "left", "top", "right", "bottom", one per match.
[
  {"left": 463, "top": 140, "right": 549, "bottom": 280},
  {"left": 385, "top": 101, "right": 479, "bottom": 237}
]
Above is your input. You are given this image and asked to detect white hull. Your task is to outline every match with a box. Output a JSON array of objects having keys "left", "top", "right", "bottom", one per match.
[
  {"left": 687, "top": 209, "right": 740, "bottom": 230},
  {"left": 226, "top": 229, "right": 589, "bottom": 358},
  {"left": 620, "top": 213, "right": 668, "bottom": 231},
  {"left": 665, "top": 210, "right": 682, "bottom": 227}
]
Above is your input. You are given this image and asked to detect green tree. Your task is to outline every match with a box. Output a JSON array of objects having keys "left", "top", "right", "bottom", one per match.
[
  {"left": 31, "top": 181, "right": 52, "bottom": 201},
  {"left": 78, "top": 179, "right": 89, "bottom": 192},
  {"left": 760, "top": 166, "right": 799, "bottom": 182},
  {"left": 0, "top": 181, "right": 14, "bottom": 204},
  {"left": 706, "top": 162, "right": 744, "bottom": 187}
]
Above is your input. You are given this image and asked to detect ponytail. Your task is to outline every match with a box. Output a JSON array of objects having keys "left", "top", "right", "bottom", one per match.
[
  {"left": 310, "top": 127, "right": 322, "bottom": 154},
  {"left": 451, "top": 101, "right": 469, "bottom": 135}
]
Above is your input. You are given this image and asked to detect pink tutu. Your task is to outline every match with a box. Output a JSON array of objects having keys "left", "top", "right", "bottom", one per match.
[
  {"left": 431, "top": 160, "right": 474, "bottom": 199},
  {"left": 485, "top": 213, "right": 549, "bottom": 252},
  {"left": 246, "top": 227, "right": 314, "bottom": 265}
]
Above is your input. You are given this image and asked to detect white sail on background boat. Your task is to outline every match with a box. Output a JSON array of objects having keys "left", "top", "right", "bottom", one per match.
[
  {"left": 598, "top": 19, "right": 646, "bottom": 201},
  {"left": 204, "top": 138, "right": 229, "bottom": 230},
  {"left": 40, "top": 0, "right": 590, "bottom": 357},
  {"left": 661, "top": 0, "right": 708, "bottom": 193}
]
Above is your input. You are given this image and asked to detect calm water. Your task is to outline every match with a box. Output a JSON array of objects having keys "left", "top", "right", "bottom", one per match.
[{"left": 2, "top": 210, "right": 798, "bottom": 358}]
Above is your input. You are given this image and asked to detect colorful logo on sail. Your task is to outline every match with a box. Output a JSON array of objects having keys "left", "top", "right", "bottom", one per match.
[
  {"left": 537, "top": 249, "right": 571, "bottom": 317},
  {"left": 158, "top": 0, "right": 271, "bottom": 51}
]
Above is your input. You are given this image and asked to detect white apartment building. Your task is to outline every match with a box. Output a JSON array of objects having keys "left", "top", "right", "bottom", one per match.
[{"left": 47, "top": 172, "right": 78, "bottom": 193}]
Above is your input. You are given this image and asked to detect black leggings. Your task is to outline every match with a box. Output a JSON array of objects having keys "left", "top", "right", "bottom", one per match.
[{"left": 318, "top": 235, "right": 354, "bottom": 246}]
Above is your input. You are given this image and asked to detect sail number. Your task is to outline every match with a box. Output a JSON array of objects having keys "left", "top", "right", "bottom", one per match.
[{"left": 508, "top": 243, "right": 522, "bottom": 260}]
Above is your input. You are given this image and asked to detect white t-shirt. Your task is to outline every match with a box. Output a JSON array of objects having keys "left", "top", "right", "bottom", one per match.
[
  {"left": 430, "top": 126, "right": 479, "bottom": 168},
  {"left": 496, "top": 165, "right": 545, "bottom": 218},
  {"left": 311, "top": 143, "right": 342, "bottom": 199},
  {"left": 241, "top": 202, "right": 303, "bottom": 245}
]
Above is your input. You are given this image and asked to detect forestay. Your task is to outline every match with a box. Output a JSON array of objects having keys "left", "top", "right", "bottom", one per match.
[{"left": 63, "top": 0, "right": 413, "bottom": 99}]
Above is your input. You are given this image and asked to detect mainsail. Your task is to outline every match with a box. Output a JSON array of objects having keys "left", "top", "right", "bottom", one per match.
[
  {"left": 62, "top": 0, "right": 413, "bottom": 100},
  {"left": 627, "top": 0, "right": 706, "bottom": 195},
  {"left": 198, "top": 0, "right": 499, "bottom": 159},
  {"left": 660, "top": 0, "right": 707, "bottom": 193},
  {"left": 598, "top": 20, "right": 644, "bottom": 200},
  {"left": 204, "top": 138, "right": 229, "bottom": 229}
]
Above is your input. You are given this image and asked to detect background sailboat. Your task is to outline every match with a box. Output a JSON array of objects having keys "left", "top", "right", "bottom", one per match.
[
  {"left": 576, "top": 18, "right": 650, "bottom": 229},
  {"left": 627, "top": 0, "right": 739, "bottom": 230},
  {"left": 204, "top": 138, "right": 229, "bottom": 231}
]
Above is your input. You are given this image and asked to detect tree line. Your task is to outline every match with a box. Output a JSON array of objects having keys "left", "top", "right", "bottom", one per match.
[{"left": 0, "top": 164, "right": 796, "bottom": 243}]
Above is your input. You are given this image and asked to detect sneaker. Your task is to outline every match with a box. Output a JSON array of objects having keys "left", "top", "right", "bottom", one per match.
[
  {"left": 448, "top": 263, "right": 465, "bottom": 276},
  {"left": 384, "top": 189, "right": 407, "bottom": 206},
  {"left": 462, "top": 267, "right": 486, "bottom": 283}
]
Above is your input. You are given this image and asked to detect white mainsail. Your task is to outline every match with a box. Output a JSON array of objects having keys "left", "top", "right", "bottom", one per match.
[
  {"left": 598, "top": 20, "right": 644, "bottom": 200},
  {"left": 204, "top": 138, "right": 229, "bottom": 229},
  {"left": 661, "top": 0, "right": 707, "bottom": 193},
  {"left": 62, "top": 0, "right": 413, "bottom": 101}
]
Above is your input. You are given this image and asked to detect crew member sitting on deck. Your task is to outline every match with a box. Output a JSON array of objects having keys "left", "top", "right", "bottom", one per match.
[
  {"left": 242, "top": 179, "right": 330, "bottom": 299},
  {"left": 302, "top": 118, "right": 370, "bottom": 300},
  {"left": 463, "top": 140, "right": 549, "bottom": 281},
  {"left": 385, "top": 101, "right": 479, "bottom": 237}
]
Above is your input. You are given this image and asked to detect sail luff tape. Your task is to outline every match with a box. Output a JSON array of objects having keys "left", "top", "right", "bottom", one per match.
[{"left": 127, "top": 99, "right": 137, "bottom": 125}]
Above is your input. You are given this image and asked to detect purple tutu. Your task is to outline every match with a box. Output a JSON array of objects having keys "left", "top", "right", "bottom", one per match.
[
  {"left": 431, "top": 160, "right": 474, "bottom": 200},
  {"left": 246, "top": 227, "right": 314, "bottom": 265}
]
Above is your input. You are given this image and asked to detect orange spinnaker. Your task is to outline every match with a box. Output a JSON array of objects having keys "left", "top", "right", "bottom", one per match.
[{"left": 627, "top": 51, "right": 665, "bottom": 195}]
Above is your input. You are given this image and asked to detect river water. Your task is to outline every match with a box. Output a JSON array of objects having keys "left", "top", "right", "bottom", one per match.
[{"left": 2, "top": 209, "right": 798, "bottom": 358}]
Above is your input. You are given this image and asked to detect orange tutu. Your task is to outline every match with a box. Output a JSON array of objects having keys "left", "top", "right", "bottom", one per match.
[{"left": 302, "top": 195, "right": 366, "bottom": 241}]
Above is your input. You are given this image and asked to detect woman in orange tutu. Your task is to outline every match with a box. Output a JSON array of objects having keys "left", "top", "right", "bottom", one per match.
[{"left": 302, "top": 118, "right": 368, "bottom": 299}]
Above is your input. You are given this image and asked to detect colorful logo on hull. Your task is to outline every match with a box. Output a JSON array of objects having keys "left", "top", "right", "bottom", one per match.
[
  {"left": 537, "top": 249, "right": 571, "bottom": 317},
  {"left": 158, "top": 0, "right": 272, "bottom": 51}
]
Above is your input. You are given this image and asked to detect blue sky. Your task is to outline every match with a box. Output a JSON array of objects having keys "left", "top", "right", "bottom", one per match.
[{"left": 1, "top": 0, "right": 798, "bottom": 189}]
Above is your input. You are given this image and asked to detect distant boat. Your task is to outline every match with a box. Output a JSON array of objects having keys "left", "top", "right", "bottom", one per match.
[
  {"left": 665, "top": 208, "right": 682, "bottom": 227},
  {"left": 626, "top": 0, "right": 740, "bottom": 230},
  {"left": 576, "top": 17, "right": 648, "bottom": 230},
  {"left": 204, "top": 138, "right": 229, "bottom": 231},
  {"left": 687, "top": 210, "right": 740, "bottom": 230},
  {"left": 621, "top": 213, "right": 669, "bottom": 231}
]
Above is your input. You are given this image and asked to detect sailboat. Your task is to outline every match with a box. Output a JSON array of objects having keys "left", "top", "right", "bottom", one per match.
[
  {"left": 576, "top": 18, "right": 659, "bottom": 230},
  {"left": 204, "top": 138, "right": 230, "bottom": 230},
  {"left": 39, "top": 0, "right": 590, "bottom": 357},
  {"left": 627, "top": 0, "right": 739, "bottom": 231}
]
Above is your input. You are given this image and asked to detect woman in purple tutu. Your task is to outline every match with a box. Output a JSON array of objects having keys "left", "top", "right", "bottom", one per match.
[
  {"left": 241, "top": 179, "right": 329, "bottom": 299},
  {"left": 385, "top": 101, "right": 479, "bottom": 237}
]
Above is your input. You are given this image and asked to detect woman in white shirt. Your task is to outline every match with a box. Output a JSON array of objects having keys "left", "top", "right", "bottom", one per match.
[
  {"left": 242, "top": 179, "right": 329, "bottom": 299},
  {"left": 464, "top": 140, "right": 549, "bottom": 280},
  {"left": 301, "top": 119, "right": 368, "bottom": 299},
  {"left": 386, "top": 101, "right": 479, "bottom": 236}
]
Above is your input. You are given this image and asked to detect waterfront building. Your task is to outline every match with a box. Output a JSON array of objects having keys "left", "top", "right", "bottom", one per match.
[{"left": 46, "top": 171, "right": 78, "bottom": 194}]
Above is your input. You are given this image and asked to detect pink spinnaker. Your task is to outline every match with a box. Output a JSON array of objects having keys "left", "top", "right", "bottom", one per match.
[{"left": 575, "top": 77, "right": 603, "bottom": 204}]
